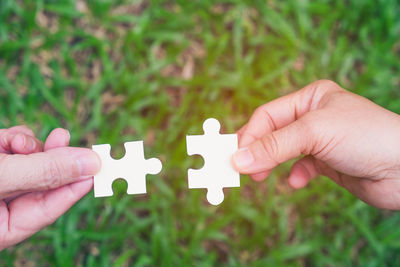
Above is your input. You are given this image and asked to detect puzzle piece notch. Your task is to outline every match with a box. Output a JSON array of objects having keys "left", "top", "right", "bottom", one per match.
[
  {"left": 187, "top": 118, "right": 240, "bottom": 205},
  {"left": 92, "top": 141, "right": 162, "bottom": 197},
  {"left": 203, "top": 117, "right": 221, "bottom": 135},
  {"left": 206, "top": 188, "right": 224, "bottom": 206}
]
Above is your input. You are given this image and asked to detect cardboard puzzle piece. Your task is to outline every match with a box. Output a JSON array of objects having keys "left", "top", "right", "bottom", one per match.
[
  {"left": 186, "top": 118, "right": 240, "bottom": 205},
  {"left": 92, "top": 141, "right": 162, "bottom": 197}
]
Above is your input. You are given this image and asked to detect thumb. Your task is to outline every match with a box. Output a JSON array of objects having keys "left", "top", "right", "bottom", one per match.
[
  {"left": 232, "top": 121, "right": 311, "bottom": 175},
  {"left": 0, "top": 147, "right": 101, "bottom": 197}
]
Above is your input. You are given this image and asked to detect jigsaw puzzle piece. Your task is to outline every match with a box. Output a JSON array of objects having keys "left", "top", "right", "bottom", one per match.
[
  {"left": 92, "top": 141, "right": 162, "bottom": 198},
  {"left": 186, "top": 118, "right": 240, "bottom": 205}
]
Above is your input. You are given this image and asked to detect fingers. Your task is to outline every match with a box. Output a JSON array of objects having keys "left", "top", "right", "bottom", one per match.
[
  {"left": 0, "top": 130, "right": 43, "bottom": 155},
  {"left": 237, "top": 125, "right": 273, "bottom": 181},
  {"left": 0, "top": 126, "right": 70, "bottom": 155},
  {"left": 288, "top": 156, "right": 319, "bottom": 188},
  {"left": 238, "top": 80, "right": 341, "bottom": 147},
  {"left": 9, "top": 134, "right": 43, "bottom": 154},
  {"left": 249, "top": 171, "right": 271, "bottom": 182},
  {"left": 44, "top": 128, "right": 71, "bottom": 151},
  {"left": 7, "top": 125, "right": 35, "bottom": 137},
  {"left": 0, "top": 200, "right": 9, "bottom": 250},
  {"left": 238, "top": 90, "right": 309, "bottom": 147},
  {"left": 0, "top": 147, "right": 100, "bottom": 198},
  {"left": 0, "top": 179, "right": 93, "bottom": 249},
  {"left": 236, "top": 123, "right": 248, "bottom": 141},
  {"left": 233, "top": 120, "right": 310, "bottom": 174}
]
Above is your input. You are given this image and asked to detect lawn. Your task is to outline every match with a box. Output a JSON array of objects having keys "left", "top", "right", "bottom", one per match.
[{"left": 1, "top": 0, "right": 400, "bottom": 266}]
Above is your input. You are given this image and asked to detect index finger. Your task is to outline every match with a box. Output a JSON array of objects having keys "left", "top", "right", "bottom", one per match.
[{"left": 239, "top": 80, "right": 340, "bottom": 147}]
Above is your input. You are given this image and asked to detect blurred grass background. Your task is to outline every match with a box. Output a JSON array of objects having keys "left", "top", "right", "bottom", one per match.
[{"left": 0, "top": 0, "right": 400, "bottom": 266}]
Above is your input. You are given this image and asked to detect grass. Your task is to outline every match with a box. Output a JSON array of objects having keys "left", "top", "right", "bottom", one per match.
[{"left": 0, "top": 0, "right": 400, "bottom": 265}]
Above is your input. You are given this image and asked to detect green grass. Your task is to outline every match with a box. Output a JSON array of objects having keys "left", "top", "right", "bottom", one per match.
[{"left": 1, "top": 0, "right": 400, "bottom": 265}]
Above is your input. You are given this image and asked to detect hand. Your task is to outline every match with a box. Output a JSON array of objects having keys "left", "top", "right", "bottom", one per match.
[
  {"left": 232, "top": 80, "right": 400, "bottom": 210},
  {"left": 0, "top": 126, "right": 100, "bottom": 250}
]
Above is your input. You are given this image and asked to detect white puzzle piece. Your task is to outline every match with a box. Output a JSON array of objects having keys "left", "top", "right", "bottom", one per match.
[
  {"left": 92, "top": 141, "right": 162, "bottom": 197},
  {"left": 186, "top": 118, "right": 240, "bottom": 205}
]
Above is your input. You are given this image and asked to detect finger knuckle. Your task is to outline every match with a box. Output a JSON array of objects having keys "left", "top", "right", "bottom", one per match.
[
  {"left": 253, "top": 106, "right": 277, "bottom": 131},
  {"left": 312, "top": 79, "right": 342, "bottom": 93},
  {"left": 254, "top": 105, "right": 266, "bottom": 118},
  {"left": 261, "top": 133, "right": 280, "bottom": 163},
  {"left": 297, "top": 118, "right": 318, "bottom": 154},
  {"left": 42, "top": 159, "right": 64, "bottom": 189}
]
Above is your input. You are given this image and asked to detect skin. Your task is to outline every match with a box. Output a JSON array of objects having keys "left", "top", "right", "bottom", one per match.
[
  {"left": 0, "top": 127, "right": 101, "bottom": 250},
  {"left": 2, "top": 79, "right": 399, "bottom": 248},
  {"left": 232, "top": 80, "right": 400, "bottom": 210}
]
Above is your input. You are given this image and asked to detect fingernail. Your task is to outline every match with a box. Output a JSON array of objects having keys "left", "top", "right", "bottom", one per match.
[
  {"left": 233, "top": 147, "right": 255, "bottom": 169},
  {"left": 26, "top": 137, "right": 36, "bottom": 151},
  {"left": 59, "top": 128, "right": 71, "bottom": 143},
  {"left": 64, "top": 129, "right": 71, "bottom": 141},
  {"left": 76, "top": 151, "right": 101, "bottom": 176},
  {"left": 17, "top": 134, "right": 26, "bottom": 148}
]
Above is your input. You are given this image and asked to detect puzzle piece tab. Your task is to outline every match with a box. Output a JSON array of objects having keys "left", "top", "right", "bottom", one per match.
[
  {"left": 92, "top": 141, "right": 162, "bottom": 197},
  {"left": 186, "top": 118, "right": 240, "bottom": 205}
]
